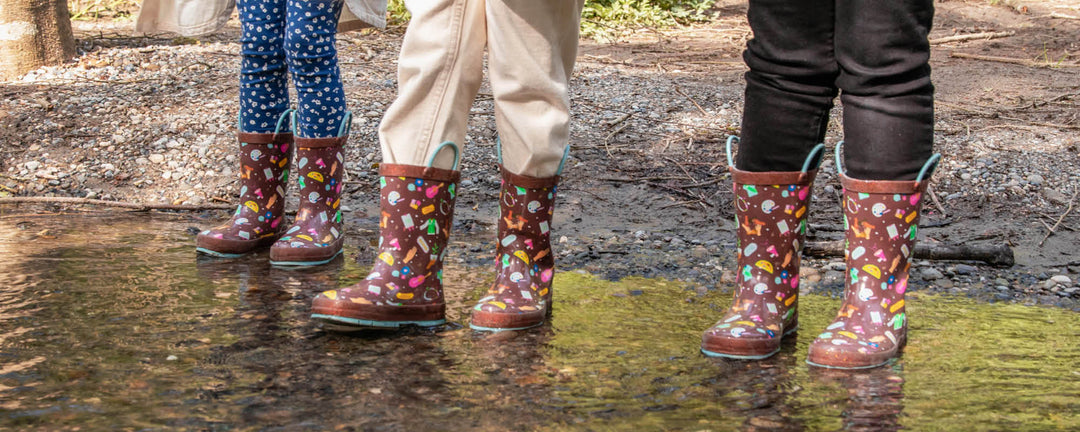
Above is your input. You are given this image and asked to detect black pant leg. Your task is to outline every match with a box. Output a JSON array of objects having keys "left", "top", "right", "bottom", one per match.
[
  {"left": 737, "top": 0, "right": 839, "bottom": 172},
  {"left": 835, "top": 0, "right": 935, "bottom": 181}
]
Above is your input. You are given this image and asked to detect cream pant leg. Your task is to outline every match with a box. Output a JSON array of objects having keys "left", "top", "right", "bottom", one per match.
[{"left": 378, "top": 0, "right": 583, "bottom": 177}]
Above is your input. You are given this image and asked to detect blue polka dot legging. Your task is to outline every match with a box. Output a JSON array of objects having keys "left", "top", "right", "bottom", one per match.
[{"left": 238, "top": 0, "right": 347, "bottom": 138}]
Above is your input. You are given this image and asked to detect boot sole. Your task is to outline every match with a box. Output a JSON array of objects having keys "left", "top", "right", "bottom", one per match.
[
  {"left": 195, "top": 247, "right": 247, "bottom": 258},
  {"left": 311, "top": 314, "right": 446, "bottom": 330},
  {"left": 469, "top": 322, "right": 544, "bottom": 332},
  {"left": 700, "top": 325, "right": 799, "bottom": 360},
  {"left": 269, "top": 249, "right": 343, "bottom": 267},
  {"left": 805, "top": 332, "right": 907, "bottom": 370}
]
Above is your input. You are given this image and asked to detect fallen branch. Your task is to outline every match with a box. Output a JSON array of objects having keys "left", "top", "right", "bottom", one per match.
[
  {"left": 0, "top": 196, "right": 232, "bottom": 211},
  {"left": 930, "top": 31, "right": 1015, "bottom": 45},
  {"left": 950, "top": 52, "right": 1080, "bottom": 68},
  {"left": 1039, "top": 191, "right": 1077, "bottom": 246},
  {"left": 803, "top": 241, "right": 1015, "bottom": 267}
]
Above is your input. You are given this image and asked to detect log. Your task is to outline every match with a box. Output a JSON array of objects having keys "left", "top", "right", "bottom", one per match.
[{"left": 803, "top": 241, "right": 1015, "bottom": 267}]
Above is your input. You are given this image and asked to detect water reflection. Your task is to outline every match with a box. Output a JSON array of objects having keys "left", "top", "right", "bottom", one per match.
[
  {"left": 0, "top": 215, "right": 1077, "bottom": 430},
  {"left": 810, "top": 365, "right": 904, "bottom": 431}
]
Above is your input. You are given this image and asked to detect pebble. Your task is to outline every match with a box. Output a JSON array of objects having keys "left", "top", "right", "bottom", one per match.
[
  {"left": 1050, "top": 275, "right": 1072, "bottom": 285},
  {"left": 25, "top": 161, "right": 41, "bottom": 170},
  {"left": 166, "top": 355, "right": 178, "bottom": 361},
  {"left": 955, "top": 264, "right": 976, "bottom": 276},
  {"left": 1027, "top": 174, "right": 1044, "bottom": 185},
  {"left": 149, "top": 154, "right": 165, "bottom": 164},
  {"left": 921, "top": 268, "right": 945, "bottom": 280}
]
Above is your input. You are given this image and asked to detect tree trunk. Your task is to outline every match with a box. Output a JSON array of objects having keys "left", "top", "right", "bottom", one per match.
[{"left": 0, "top": 0, "right": 76, "bottom": 81}]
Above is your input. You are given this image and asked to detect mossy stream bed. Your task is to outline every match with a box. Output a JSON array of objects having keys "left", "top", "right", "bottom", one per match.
[{"left": 1, "top": 215, "right": 1077, "bottom": 430}]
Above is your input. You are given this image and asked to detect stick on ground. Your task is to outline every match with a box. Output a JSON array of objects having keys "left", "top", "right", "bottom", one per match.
[{"left": 803, "top": 241, "right": 1015, "bottom": 267}]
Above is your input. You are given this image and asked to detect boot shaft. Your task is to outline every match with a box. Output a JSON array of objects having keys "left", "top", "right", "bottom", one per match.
[
  {"left": 497, "top": 167, "right": 559, "bottom": 269},
  {"left": 838, "top": 175, "right": 928, "bottom": 331}
]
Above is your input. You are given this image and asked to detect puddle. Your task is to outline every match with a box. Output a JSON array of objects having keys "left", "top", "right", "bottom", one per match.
[{"left": 0, "top": 215, "right": 1078, "bottom": 430}]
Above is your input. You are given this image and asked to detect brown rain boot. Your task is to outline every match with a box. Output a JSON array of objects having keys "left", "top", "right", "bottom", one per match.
[
  {"left": 470, "top": 166, "right": 559, "bottom": 332},
  {"left": 269, "top": 135, "right": 347, "bottom": 266},
  {"left": 311, "top": 162, "right": 460, "bottom": 328},
  {"left": 806, "top": 151, "right": 940, "bottom": 369},
  {"left": 196, "top": 131, "right": 293, "bottom": 257},
  {"left": 701, "top": 141, "right": 824, "bottom": 359}
]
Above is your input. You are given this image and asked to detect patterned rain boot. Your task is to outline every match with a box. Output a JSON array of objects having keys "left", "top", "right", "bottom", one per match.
[
  {"left": 470, "top": 166, "right": 560, "bottom": 332},
  {"left": 701, "top": 139, "right": 825, "bottom": 359},
  {"left": 806, "top": 149, "right": 940, "bottom": 369},
  {"left": 196, "top": 118, "right": 293, "bottom": 257},
  {"left": 269, "top": 129, "right": 349, "bottom": 266},
  {"left": 311, "top": 143, "right": 461, "bottom": 328}
]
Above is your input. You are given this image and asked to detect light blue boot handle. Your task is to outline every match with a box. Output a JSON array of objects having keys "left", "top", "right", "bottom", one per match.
[{"left": 427, "top": 141, "right": 461, "bottom": 171}]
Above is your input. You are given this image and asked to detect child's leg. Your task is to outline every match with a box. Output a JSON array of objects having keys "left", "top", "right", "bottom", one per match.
[
  {"left": 737, "top": 0, "right": 838, "bottom": 172},
  {"left": 284, "top": 0, "right": 347, "bottom": 138},
  {"left": 238, "top": 0, "right": 290, "bottom": 132},
  {"left": 485, "top": 0, "right": 583, "bottom": 178},
  {"left": 835, "top": 0, "right": 934, "bottom": 181},
  {"left": 378, "top": 0, "right": 487, "bottom": 169},
  {"left": 468, "top": 0, "right": 582, "bottom": 332}
]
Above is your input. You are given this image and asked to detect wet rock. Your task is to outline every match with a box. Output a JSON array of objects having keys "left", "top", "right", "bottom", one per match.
[
  {"left": 921, "top": 268, "right": 944, "bottom": 280},
  {"left": 955, "top": 264, "right": 976, "bottom": 275}
]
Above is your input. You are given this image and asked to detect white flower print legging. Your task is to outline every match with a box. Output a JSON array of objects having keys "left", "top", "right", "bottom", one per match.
[{"left": 238, "top": 0, "right": 347, "bottom": 138}]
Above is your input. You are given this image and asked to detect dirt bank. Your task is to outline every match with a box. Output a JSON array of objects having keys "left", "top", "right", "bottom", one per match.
[{"left": 1, "top": 0, "right": 1078, "bottom": 309}]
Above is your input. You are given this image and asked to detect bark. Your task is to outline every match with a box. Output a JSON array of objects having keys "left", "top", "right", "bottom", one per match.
[
  {"left": 803, "top": 241, "right": 1016, "bottom": 267},
  {"left": 0, "top": 0, "right": 76, "bottom": 81}
]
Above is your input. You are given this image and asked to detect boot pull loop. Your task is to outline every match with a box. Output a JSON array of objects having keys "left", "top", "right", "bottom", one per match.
[
  {"left": 797, "top": 143, "right": 826, "bottom": 183},
  {"left": 725, "top": 136, "right": 739, "bottom": 168},
  {"left": 427, "top": 141, "right": 461, "bottom": 171},
  {"left": 834, "top": 141, "right": 847, "bottom": 176},
  {"left": 496, "top": 136, "right": 505, "bottom": 166},
  {"left": 916, "top": 153, "right": 943, "bottom": 183},
  {"left": 273, "top": 109, "right": 296, "bottom": 137},
  {"left": 290, "top": 110, "right": 299, "bottom": 136},
  {"left": 801, "top": 143, "right": 826, "bottom": 173},
  {"left": 336, "top": 111, "right": 353, "bottom": 138},
  {"left": 556, "top": 144, "right": 571, "bottom": 176}
]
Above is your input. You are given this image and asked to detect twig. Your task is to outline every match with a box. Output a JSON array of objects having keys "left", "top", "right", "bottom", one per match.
[
  {"left": 658, "top": 199, "right": 704, "bottom": 210},
  {"left": 1039, "top": 191, "right": 1077, "bottom": 246},
  {"left": 674, "top": 87, "right": 709, "bottom": 116},
  {"left": 607, "top": 112, "right": 633, "bottom": 128},
  {"left": 0, "top": 173, "right": 28, "bottom": 182},
  {"left": 1049, "top": 12, "right": 1080, "bottom": 20},
  {"left": 597, "top": 175, "right": 693, "bottom": 183},
  {"left": 949, "top": 52, "right": 1080, "bottom": 68},
  {"left": 929, "top": 31, "right": 1015, "bottom": 45},
  {"left": 928, "top": 185, "right": 947, "bottom": 217},
  {"left": 0, "top": 184, "right": 16, "bottom": 193},
  {"left": 0, "top": 197, "right": 232, "bottom": 211}
]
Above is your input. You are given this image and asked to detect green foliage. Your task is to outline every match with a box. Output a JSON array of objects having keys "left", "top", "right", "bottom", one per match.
[
  {"left": 387, "top": 0, "right": 717, "bottom": 39},
  {"left": 68, "top": 0, "right": 140, "bottom": 21},
  {"left": 582, "top": 0, "right": 717, "bottom": 41}
]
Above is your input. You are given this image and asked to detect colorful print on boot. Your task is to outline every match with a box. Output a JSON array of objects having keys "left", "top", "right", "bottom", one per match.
[
  {"left": 806, "top": 151, "right": 940, "bottom": 369},
  {"left": 269, "top": 135, "right": 348, "bottom": 266},
  {"left": 196, "top": 131, "right": 293, "bottom": 257},
  {"left": 470, "top": 167, "right": 560, "bottom": 332},
  {"left": 701, "top": 140, "right": 824, "bottom": 359},
  {"left": 311, "top": 163, "right": 460, "bottom": 328}
]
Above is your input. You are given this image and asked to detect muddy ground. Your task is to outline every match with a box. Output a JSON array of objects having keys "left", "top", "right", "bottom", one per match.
[{"left": 1, "top": 0, "right": 1078, "bottom": 309}]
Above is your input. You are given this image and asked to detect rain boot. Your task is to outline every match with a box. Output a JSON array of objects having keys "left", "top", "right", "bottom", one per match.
[
  {"left": 197, "top": 112, "right": 294, "bottom": 257},
  {"left": 470, "top": 166, "right": 560, "bottom": 332},
  {"left": 269, "top": 113, "right": 352, "bottom": 266},
  {"left": 311, "top": 143, "right": 461, "bottom": 328},
  {"left": 701, "top": 139, "right": 825, "bottom": 359},
  {"left": 806, "top": 147, "right": 940, "bottom": 369}
]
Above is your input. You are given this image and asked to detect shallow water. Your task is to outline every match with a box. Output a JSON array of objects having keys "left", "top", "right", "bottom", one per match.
[{"left": 0, "top": 215, "right": 1077, "bottom": 431}]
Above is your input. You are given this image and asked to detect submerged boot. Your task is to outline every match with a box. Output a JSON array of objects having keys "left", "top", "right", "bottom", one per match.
[
  {"left": 470, "top": 167, "right": 559, "bottom": 332},
  {"left": 806, "top": 150, "right": 940, "bottom": 369},
  {"left": 196, "top": 130, "right": 293, "bottom": 257},
  {"left": 311, "top": 150, "right": 460, "bottom": 328},
  {"left": 269, "top": 135, "right": 348, "bottom": 266},
  {"left": 701, "top": 140, "right": 824, "bottom": 359}
]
